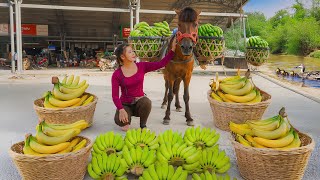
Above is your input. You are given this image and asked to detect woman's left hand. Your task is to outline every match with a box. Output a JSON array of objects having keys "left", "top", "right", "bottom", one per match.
[{"left": 171, "top": 37, "right": 177, "bottom": 52}]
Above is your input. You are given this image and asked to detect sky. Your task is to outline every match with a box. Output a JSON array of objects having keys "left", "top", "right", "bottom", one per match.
[{"left": 243, "top": 0, "right": 312, "bottom": 19}]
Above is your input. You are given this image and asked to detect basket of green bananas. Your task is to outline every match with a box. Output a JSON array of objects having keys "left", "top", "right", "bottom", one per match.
[
  {"left": 246, "top": 36, "right": 270, "bottom": 66},
  {"left": 9, "top": 120, "right": 93, "bottom": 180},
  {"left": 128, "top": 21, "right": 172, "bottom": 61},
  {"left": 229, "top": 108, "right": 315, "bottom": 180},
  {"left": 195, "top": 24, "right": 225, "bottom": 63},
  {"left": 33, "top": 75, "right": 98, "bottom": 127}
]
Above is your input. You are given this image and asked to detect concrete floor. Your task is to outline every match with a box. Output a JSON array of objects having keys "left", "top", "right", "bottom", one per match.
[{"left": 0, "top": 68, "right": 319, "bottom": 180}]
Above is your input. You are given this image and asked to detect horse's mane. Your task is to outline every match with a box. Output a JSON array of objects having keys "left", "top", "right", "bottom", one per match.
[{"left": 178, "top": 7, "right": 198, "bottom": 22}]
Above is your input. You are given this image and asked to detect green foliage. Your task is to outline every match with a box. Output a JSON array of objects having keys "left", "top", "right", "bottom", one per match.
[
  {"left": 234, "top": 0, "right": 320, "bottom": 56},
  {"left": 310, "top": 50, "right": 320, "bottom": 58}
]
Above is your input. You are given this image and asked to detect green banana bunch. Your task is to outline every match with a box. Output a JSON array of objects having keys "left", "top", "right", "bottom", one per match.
[
  {"left": 198, "top": 146, "right": 231, "bottom": 174},
  {"left": 158, "top": 129, "right": 184, "bottom": 145},
  {"left": 124, "top": 128, "right": 159, "bottom": 150},
  {"left": 87, "top": 153, "right": 128, "bottom": 180},
  {"left": 121, "top": 145, "right": 156, "bottom": 176},
  {"left": 247, "top": 36, "right": 269, "bottom": 48},
  {"left": 139, "top": 163, "right": 188, "bottom": 180},
  {"left": 157, "top": 141, "right": 201, "bottom": 173},
  {"left": 198, "top": 24, "right": 223, "bottom": 37},
  {"left": 92, "top": 131, "right": 125, "bottom": 155},
  {"left": 184, "top": 126, "right": 220, "bottom": 149},
  {"left": 192, "top": 171, "right": 234, "bottom": 180}
]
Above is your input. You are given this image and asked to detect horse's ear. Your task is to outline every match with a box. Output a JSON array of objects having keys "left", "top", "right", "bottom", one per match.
[
  {"left": 174, "top": 8, "right": 181, "bottom": 15},
  {"left": 194, "top": 8, "right": 201, "bottom": 16}
]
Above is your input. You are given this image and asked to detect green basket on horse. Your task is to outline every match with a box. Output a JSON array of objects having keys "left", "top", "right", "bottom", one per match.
[
  {"left": 245, "top": 47, "right": 270, "bottom": 66},
  {"left": 128, "top": 36, "right": 164, "bottom": 61},
  {"left": 195, "top": 36, "right": 225, "bottom": 62}
]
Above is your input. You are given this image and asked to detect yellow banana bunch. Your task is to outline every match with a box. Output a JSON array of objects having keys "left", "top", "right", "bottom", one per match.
[
  {"left": 230, "top": 112, "right": 302, "bottom": 150},
  {"left": 41, "top": 75, "right": 94, "bottom": 109},
  {"left": 22, "top": 120, "right": 88, "bottom": 156},
  {"left": 209, "top": 73, "right": 263, "bottom": 104}
]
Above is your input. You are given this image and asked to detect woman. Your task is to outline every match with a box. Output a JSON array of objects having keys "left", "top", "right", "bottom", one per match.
[{"left": 112, "top": 39, "right": 176, "bottom": 131}]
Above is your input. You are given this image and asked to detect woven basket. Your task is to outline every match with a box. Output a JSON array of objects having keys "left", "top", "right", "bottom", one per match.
[
  {"left": 33, "top": 93, "right": 98, "bottom": 126},
  {"left": 9, "top": 136, "right": 93, "bottom": 180},
  {"left": 195, "top": 36, "right": 225, "bottom": 62},
  {"left": 245, "top": 47, "right": 270, "bottom": 66},
  {"left": 207, "top": 89, "right": 271, "bottom": 131},
  {"left": 230, "top": 131, "right": 315, "bottom": 180},
  {"left": 128, "top": 36, "right": 165, "bottom": 61}
]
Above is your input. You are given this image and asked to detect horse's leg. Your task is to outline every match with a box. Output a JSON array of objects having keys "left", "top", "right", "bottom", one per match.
[
  {"left": 173, "top": 79, "right": 182, "bottom": 112},
  {"left": 161, "top": 79, "right": 168, "bottom": 109},
  {"left": 183, "top": 75, "right": 194, "bottom": 126},
  {"left": 163, "top": 78, "right": 174, "bottom": 125}
]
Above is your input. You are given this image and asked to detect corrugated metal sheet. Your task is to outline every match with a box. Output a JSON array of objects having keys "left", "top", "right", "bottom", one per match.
[{"left": 0, "top": 0, "right": 248, "bottom": 38}]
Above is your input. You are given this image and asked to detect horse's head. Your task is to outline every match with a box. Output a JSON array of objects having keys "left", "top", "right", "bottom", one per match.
[{"left": 175, "top": 7, "right": 201, "bottom": 56}]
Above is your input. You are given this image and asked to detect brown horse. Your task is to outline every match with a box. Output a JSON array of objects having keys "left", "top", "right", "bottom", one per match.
[{"left": 161, "top": 7, "right": 200, "bottom": 126}]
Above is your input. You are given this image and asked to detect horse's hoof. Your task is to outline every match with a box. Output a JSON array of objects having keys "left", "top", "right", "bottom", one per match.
[
  {"left": 163, "top": 120, "right": 170, "bottom": 125},
  {"left": 161, "top": 104, "right": 167, "bottom": 109},
  {"left": 186, "top": 121, "right": 194, "bottom": 126},
  {"left": 176, "top": 108, "right": 183, "bottom": 112}
]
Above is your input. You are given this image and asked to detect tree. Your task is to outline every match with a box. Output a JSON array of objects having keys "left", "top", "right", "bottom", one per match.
[{"left": 269, "top": 10, "right": 290, "bottom": 28}]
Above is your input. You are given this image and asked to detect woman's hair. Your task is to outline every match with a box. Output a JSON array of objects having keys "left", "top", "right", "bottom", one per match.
[{"left": 114, "top": 43, "right": 130, "bottom": 66}]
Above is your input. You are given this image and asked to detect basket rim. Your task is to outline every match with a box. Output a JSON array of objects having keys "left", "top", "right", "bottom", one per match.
[
  {"left": 246, "top": 46, "right": 270, "bottom": 50},
  {"left": 198, "top": 36, "right": 225, "bottom": 40},
  {"left": 229, "top": 132, "right": 315, "bottom": 154},
  {"left": 8, "top": 136, "right": 93, "bottom": 160},
  {"left": 33, "top": 92, "right": 98, "bottom": 111},
  {"left": 128, "top": 36, "right": 167, "bottom": 40},
  {"left": 207, "top": 89, "right": 272, "bottom": 107}
]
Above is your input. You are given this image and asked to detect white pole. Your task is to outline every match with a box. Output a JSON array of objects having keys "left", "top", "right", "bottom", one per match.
[
  {"left": 17, "top": 0, "right": 23, "bottom": 72},
  {"left": 14, "top": 0, "right": 21, "bottom": 73},
  {"left": 136, "top": 0, "right": 140, "bottom": 24},
  {"left": 9, "top": 1, "right": 15, "bottom": 73},
  {"left": 129, "top": 2, "right": 133, "bottom": 31},
  {"left": 243, "top": 17, "right": 247, "bottom": 48}
]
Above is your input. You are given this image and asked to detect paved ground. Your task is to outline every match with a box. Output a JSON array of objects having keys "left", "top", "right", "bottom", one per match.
[{"left": 0, "top": 67, "right": 319, "bottom": 180}]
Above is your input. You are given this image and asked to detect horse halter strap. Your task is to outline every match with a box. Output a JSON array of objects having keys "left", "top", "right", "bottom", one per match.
[{"left": 176, "top": 31, "right": 198, "bottom": 44}]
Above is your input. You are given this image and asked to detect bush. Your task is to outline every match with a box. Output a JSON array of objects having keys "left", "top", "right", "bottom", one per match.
[{"left": 310, "top": 50, "right": 320, "bottom": 58}]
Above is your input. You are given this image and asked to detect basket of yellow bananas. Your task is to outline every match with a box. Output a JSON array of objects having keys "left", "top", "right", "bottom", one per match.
[
  {"left": 33, "top": 75, "right": 98, "bottom": 127},
  {"left": 229, "top": 108, "right": 315, "bottom": 180},
  {"left": 9, "top": 120, "right": 93, "bottom": 180},
  {"left": 207, "top": 70, "right": 271, "bottom": 131}
]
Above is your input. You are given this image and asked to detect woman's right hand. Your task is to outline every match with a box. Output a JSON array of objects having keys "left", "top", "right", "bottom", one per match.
[
  {"left": 119, "top": 109, "right": 128, "bottom": 123},
  {"left": 171, "top": 36, "right": 177, "bottom": 52}
]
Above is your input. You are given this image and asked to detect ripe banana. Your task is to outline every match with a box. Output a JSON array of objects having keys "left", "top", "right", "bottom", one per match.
[
  {"left": 66, "top": 75, "right": 74, "bottom": 85},
  {"left": 236, "top": 134, "right": 252, "bottom": 147},
  {"left": 246, "top": 115, "right": 279, "bottom": 126},
  {"left": 244, "top": 134, "right": 266, "bottom": 148},
  {"left": 72, "top": 139, "right": 87, "bottom": 152},
  {"left": 229, "top": 121, "right": 254, "bottom": 136},
  {"left": 245, "top": 89, "right": 262, "bottom": 104},
  {"left": 71, "top": 76, "right": 80, "bottom": 86},
  {"left": 23, "top": 135, "right": 49, "bottom": 156},
  {"left": 224, "top": 89, "right": 257, "bottom": 103},
  {"left": 46, "top": 120, "right": 88, "bottom": 130},
  {"left": 57, "top": 137, "right": 80, "bottom": 154},
  {"left": 36, "top": 123, "right": 80, "bottom": 145},
  {"left": 275, "top": 130, "right": 301, "bottom": 150},
  {"left": 252, "top": 118, "right": 288, "bottom": 140},
  {"left": 210, "top": 91, "right": 223, "bottom": 102},
  {"left": 41, "top": 122, "right": 80, "bottom": 137},
  {"left": 82, "top": 95, "right": 94, "bottom": 106},
  {"left": 220, "top": 79, "right": 252, "bottom": 96},
  {"left": 48, "top": 93, "right": 81, "bottom": 108},
  {"left": 61, "top": 80, "right": 87, "bottom": 89},
  {"left": 220, "top": 78, "right": 246, "bottom": 89},
  {"left": 247, "top": 116, "right": 280, "bottom": 131},
  {"left": 29, "top": 135, "right": 70, "bottom": 154},
  {"left": 43, "top": 95, "right": 59, "bottom": 109},
  {"left": 253, "top": 128, "right": 294, "bottom": 148},
  {"left": 217, "top": 91, "right": 234, "bottom": 103},
  {"left": 53, "top": 83, "right": 89, "bottom": 101},
  {"left": 71, "top": 94, "right": 89, "bottom": 107}
]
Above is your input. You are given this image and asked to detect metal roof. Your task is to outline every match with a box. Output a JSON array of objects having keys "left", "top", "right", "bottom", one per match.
[{"left": 0, "top": 0, "right": 248, "bottom": 39}]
